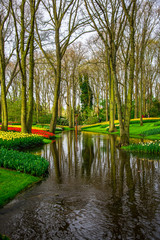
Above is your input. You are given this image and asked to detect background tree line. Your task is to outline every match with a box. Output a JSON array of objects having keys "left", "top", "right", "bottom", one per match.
[{"left": 0, "top": 0, "right": 159, "bottom": 145}]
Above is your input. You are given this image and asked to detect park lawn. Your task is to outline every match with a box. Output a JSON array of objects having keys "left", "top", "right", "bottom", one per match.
[
  {"left": 129, "top": 121, "right": 160, "bottom": 139},
  {"left": 82, "top": 125, "right": 108, "bottom": 134},
  {"left": 81, "top": 118, "right": 160, "bottom": 140},
  {"left": 0, "top": 168, "right": 40, "bottom": 208}
]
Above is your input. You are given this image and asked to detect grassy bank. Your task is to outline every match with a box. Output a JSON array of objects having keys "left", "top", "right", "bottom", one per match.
[
  {"left": 0, "top": 168, "right": 40, "bottom": 208},
  {"left": 0, "top": 127, "right": 50, "bottom": 209},
  {"left": 81, "top": 118, "right": 160, "bottom": 140}
]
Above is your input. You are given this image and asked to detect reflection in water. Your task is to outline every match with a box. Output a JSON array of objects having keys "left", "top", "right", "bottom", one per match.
[
  {"left": 50, "top": 142, "right": 61, "bottom": 183},
  {"left": 0, "top": 131, "right": 160, "bottom": 240},
  {"left": 81, "top": 134, "right": 94, "bottom": 178}
]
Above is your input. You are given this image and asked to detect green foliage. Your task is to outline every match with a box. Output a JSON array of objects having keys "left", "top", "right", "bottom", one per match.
[
  {"left": 0, "top": 135, "right": 44, "bottom": 150},
  {"left": 0, "top": 148, "right": 49, "bottom": 176},
  {"left": 0, "top": 233, "right": 10, "bottom": 240},
  {"left": 154, "top": 121, "right": 160, "bottom": 126},
  {"left": 57, "top": 117, "right": 69, "bottom": 126},
  {"left": 34, "top": 124, "right": 50, "bottom": 129},
  {"left": 122, "top": 141, "right": 160, "bottom": 154},
  {"left": 83, "top": 116, "right": 100, "bottom": 125},
  {"left": 140, "top": 128, "right": 160, "bottom": 137},
  {"left": 38, "top": 113, "right": 52, "bottom": 124},
  {"left": 100, "top": 124, "right": 109, "bottom": 128},
  {"left": 0, "top": 168, "right": 40, "bottom": 208},
  {"left": 149, "top": 98, "right": 160, "bottom": 117},
  {"left": 9, "top": 122, "right": 21, "bottom": 125},
  {"left": 7, "top": 99, "right": 21, "bottom": 122},
  {"left": 79, "top": 74, "right": 93, "bottom": 113}
]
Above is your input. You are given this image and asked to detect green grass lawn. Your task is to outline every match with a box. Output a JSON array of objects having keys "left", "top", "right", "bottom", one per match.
[
  {"left": 81, "top": 119, "right": 160, "bottom": 140},
  {"left": 0, "top": 168, "right": 40, "bottom": 208}
]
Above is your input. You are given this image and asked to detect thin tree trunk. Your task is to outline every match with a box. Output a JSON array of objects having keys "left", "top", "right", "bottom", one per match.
[
  {"left": 72, "top": 74, "right": 76, "bottom": 127},
  {"left": 50, "top": 27, "right": 61, "bottom": 133},
  {"left": 35, "top": 71, "right": 40, "bottom": 123},
  {"left": 27, "top": 0, "right": 35, "bottom": 133},
  {"left": 105, "top": 48, "right": 115, "bottom": 131},
  {"left": 106, "top": 79, "right": 109, "bottom": 121},
  {"left": 142, "top": 71, "right": 146, "bottom": 115},
  {"left": 134, "top": 45, "right": 139, "bottom": 118},
  {"left": 69, "top": 77, "right": 73, "bottom": 128},
  {"left": 58, "top": 97, "right": 61, "bottom": 118},
  {"left": 0, "top": 20, "right": 8, "bottom": 131}
]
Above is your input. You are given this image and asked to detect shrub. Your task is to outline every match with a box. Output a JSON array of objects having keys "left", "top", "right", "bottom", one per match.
[
  {"left": 38, "top": 114, "right": 52, "bottom": 124},
  {"left": 83, "top": 116, "right": 100, "bottom": 125},
  {"left": 0, "top": 148, "right": 49, "bottom": 176},
  {"left": 57, "top": 117, "right": 69, "bottom": 126}
]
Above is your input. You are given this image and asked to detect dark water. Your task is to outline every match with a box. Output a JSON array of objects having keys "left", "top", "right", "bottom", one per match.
[{"left": 0, "top": 131, "right": 160, "bottom": 240}]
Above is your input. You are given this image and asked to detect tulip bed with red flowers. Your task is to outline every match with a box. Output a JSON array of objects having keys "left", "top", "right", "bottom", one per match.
[{"left": 0, "top": 126, "right": 55, "bottom": 139}]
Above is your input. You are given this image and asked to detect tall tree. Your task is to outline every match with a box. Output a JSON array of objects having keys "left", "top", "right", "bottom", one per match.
[
  {"left": 36, "top": 0, "right": 85, "bottom": 133},
  {"left": 11, "top": 0, "right": 40, "bottom": 133},
  {"left": 0, "top": 0, "right": 18, "bottom": 131},
  {"left": 84, "top": 0, "right": 126, "bottom": 133},
  {"left": 0, "top": 1, "right": 11, "bottom": 131}
]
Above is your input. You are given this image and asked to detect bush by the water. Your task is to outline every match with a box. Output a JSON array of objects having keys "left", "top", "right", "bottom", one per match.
[
  {"left": 0, "top": 148, "right": 49, "bottom": 176},
  {"left": 122, "top": 141, "right": 160, "bottom": 154}
]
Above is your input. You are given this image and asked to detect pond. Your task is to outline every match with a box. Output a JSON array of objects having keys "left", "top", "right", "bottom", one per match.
[{"left": 0, "top": 131, "right": 160, "bottom": 240}]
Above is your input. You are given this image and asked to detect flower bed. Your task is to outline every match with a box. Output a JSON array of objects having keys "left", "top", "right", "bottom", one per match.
[
  {"left": 0, "top": 148, "right": 49, "bottom": 176},
  {"left": 0, "top": 126, "right": 55, "bottom": 139},
  {"left": 0, "top": 131, "right": 44, "bottom": 150}
]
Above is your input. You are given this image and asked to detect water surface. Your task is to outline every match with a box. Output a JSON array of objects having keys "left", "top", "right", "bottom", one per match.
[{"left": 0, "top": 131, "right": 160, "bottom": 240}]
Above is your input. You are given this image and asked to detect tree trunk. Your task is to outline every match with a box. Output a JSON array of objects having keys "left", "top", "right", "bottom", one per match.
[
  {"left": 20, "top": 1, "right": 27, "bottom": 133},
  {"left": 142, "top": 72, "right": 146, "bottom": 115},
  {"left": 35, "top": 71, "right": 40, "bottom": 123},
  {"left": 106, "top": 79, "right": 109, "bottom": 121},
  {"left": 27, "top": 0, "right": 35, "bottom": 133},
  {"left": 106, "top": 52, "right": 115, "bottom": 132},
  {"left": 72, "top": 74, "right": 76, "bottom": 127},
  {"left": 50, "top": 27, "right": 61, "bottom": 133},
  {"left": 21, "top": 63, "right": 27, "bottom": 133},
  {"left": 69, "top": 77, "right": 73, "bottom": 128},
  {"left": 0, "top": 22, "right": 8, "bottom": 131},
  {"left": 134, "top": 45, "right": 139, "bottom": 118},
  {"left": 50, "top": 66, "right": 61, "bottom": 133},
  {"left": 58, "top": 97, "right": 61, "bottom": 118}
]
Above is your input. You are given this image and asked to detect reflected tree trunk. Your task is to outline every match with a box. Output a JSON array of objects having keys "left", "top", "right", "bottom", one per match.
[{"left": 50, "top": 141, "right": 62, "bottom": 183}]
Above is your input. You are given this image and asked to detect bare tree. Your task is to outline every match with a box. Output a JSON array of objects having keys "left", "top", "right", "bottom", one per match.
[
  {"left": 0, "top": 0, "right": 18, "bottom": 131},
  {"left": 11, "top": 0, "right": 41, "bottom": 133},
  {"left": 36, "top": 0, "right": 86, "bottom": 133}
]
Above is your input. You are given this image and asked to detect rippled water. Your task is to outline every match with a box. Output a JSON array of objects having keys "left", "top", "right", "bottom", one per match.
[{"left": 0, "top": 131, "right": 160, "bottom": 240}]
